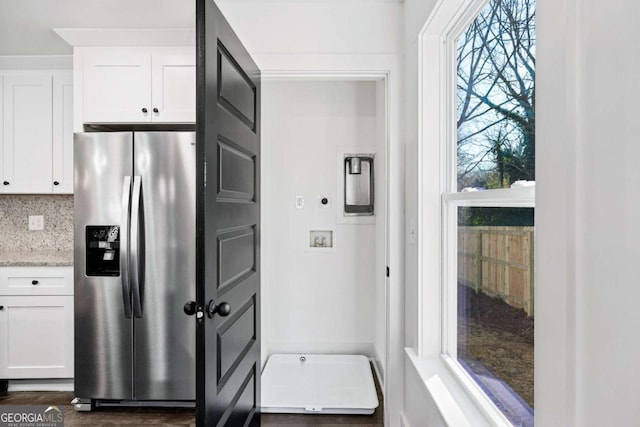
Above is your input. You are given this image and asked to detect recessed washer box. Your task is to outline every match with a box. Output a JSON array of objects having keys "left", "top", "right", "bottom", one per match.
[{"left": 307, "top": 228, "right": 335, "bottom": 252}]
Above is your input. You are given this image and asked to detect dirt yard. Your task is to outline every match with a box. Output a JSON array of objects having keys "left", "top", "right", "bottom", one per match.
[{"left": 457, "top": 283, "right": 534, "bottom": 408}]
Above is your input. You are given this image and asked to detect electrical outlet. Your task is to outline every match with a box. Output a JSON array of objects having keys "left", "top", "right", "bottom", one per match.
[{"left": 28, "top": 215, "right": 44, "bottom": 231}]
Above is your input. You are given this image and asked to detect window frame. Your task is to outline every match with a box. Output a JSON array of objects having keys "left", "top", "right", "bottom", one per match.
[
  {"left": 417, "top": 0, "right": 535, "bottom": 424},
  {"left": 441, "top": 189, "right": 534, "bottom": 425},
  {"left": 442, "top": 188, "right": 535, "bottom": 358}
]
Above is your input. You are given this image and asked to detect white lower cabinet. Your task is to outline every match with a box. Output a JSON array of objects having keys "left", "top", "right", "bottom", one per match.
[{"left": 0, "top": 267, "right": 73, "bottom": 379}]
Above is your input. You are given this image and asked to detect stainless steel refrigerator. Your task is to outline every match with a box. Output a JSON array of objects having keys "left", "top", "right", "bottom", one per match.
[{"left": 73, "top": 131, "right": 196, "bottom": 407}]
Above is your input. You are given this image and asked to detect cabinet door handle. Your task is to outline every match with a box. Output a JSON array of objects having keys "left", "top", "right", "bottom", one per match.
[
  {"left": 2, "top": 181, "right": 8, "bottom": 185},
  {"left": 53, "top": 181, "right": 60, "bottom": 186},
  {"left": 141, "top": 107, "right": 148, "bottom": 113},
  {"left": 32, "top": 280, "right": 39, "bottom": 285},
  {"left": 0, "top": 306, "right": 4, "bottom": 311},
  {"left": 152, "top": 107, "right": 159, "bottom": 113}
]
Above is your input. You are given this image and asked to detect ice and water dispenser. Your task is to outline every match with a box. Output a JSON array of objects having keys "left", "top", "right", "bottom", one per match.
[
  {"left": 86, "top": 225, "right": 120, "bottom": 276},
  {"left": 344, "top": 155, "right": 374, "bottom": 216}
]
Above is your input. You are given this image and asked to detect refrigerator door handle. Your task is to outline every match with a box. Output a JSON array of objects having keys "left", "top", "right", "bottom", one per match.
[
  {"left": 120, "top": 176, "right": 133, "bottom": 318},
  {"left": 131, "top": 176, "right": 144, "bottom": 318}
]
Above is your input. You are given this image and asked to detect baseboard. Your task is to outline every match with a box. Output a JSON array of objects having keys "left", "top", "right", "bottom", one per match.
[
  {"left": 8, "top": 379, "right": 74, "bottom": 392},
  {"left": 370, "top": 357, "right": 385, "bottom": 396}
]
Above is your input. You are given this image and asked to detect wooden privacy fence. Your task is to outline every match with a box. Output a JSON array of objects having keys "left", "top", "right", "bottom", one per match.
[{"left": 458, "top": 226, "right": 534, "bottom": 317}]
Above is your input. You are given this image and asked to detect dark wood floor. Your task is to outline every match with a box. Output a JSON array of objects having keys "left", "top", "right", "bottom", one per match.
[{"left": 0, "top": 372, "right": 383, "bottom": 426}]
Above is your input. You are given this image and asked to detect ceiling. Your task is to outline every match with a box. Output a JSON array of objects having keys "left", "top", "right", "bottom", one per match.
[
  {"left": 0, "top": 0, "right": 402, "bottom": 56},
  {"left": 0, "top": 0, "right": 195, "bottom": 55}
]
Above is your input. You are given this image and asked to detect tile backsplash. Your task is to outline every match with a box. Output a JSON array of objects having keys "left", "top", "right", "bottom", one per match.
[{"left": 0, "top": 195, "right": 73, "bottom": 251}]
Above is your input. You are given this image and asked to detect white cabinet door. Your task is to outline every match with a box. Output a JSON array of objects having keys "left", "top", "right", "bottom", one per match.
[
  {"left": 2, "top": 75, "right": 53, "bottom": 194},
  {"left": 0, "top": 266, "right": 73, "bottom": 296},
  {"left": 52, "top": 74, "right": 73, "bottom": 194},
  {"left": 0, "top": 77, "right": 3, "bottom": 189},
  {"left": 151, "top": 51, "right": 196, "bottom": 122},
  {"left": 0, "top": 295, "right": 74, "bottom": 379},
  {"left": 83, "top": 51, "right": 152, "bottom": 123}
]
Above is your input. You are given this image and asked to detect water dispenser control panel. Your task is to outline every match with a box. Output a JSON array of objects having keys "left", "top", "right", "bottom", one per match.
[{"left": 86, "top": 225, "right": 120, "bottom": 276}]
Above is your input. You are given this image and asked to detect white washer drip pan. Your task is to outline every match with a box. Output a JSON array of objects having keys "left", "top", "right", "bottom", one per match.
[{"left": 261, "top": 354, "right": 379, "bottom": 415}]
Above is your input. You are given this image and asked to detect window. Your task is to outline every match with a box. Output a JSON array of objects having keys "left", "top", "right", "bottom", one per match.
[
  {"left": 456, "top": 0, "right": 535, "bottom": 191},
  {"left": 452, "top": 205, "right": 534, "bottom": 426},
  {"left": 442, "top": 0, "right": 536, "bottom": 425}
]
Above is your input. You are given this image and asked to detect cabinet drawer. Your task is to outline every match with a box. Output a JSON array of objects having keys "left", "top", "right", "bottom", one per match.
[
  {"left": 0, "top": 295, "right": 74, "bottom": 379},
  {"left": 0, "top": 267, "right": 73, "bottom": 296}
]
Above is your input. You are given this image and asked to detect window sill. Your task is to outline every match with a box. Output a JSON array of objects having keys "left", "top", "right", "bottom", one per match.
[{"left": 405, "top": 348, "right": 512, "bottom": 427}]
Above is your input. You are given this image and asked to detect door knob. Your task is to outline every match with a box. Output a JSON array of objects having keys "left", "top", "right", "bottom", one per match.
[
  {"left": 32, "top": 280, "right": 39, "bottom": 285},
  {"left": 2, "top": 181, "right": 8, "bottom": 185},
  {"left": 184, "top": 301, "right": 204, "bottom": 319},
  {"left": 184, "top": 301, "right": 197, "bottom": 316},
  {"left": 206, "top": 300, "right": 231, "bottom": 318},
  {"left": 53, "top": 181, "right": 60, "bottom": 186},
  {"left": 152, "top": 108, "right": 159, "bottom": 113},
  {"left": 141, "top": 107, "right": 148, "bottom": 113}
]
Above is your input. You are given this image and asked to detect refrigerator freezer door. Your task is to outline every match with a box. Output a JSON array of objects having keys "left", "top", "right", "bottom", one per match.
[
  {"left": 74, "top": 132, "right": 134, "bottom": 399},
  {"left": 133, "top": 132, "right": 196, "bottom": 401}
]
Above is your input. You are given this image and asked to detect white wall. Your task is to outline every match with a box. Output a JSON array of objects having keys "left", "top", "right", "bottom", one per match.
[
  {"left": 538, "top": 0, "right": 640, "bottom": 425},
  {"left": 401, "top": 1, "right": 439, "bottom": 425},
  {"left": 373, "top": 79, "right": 387, "bottom": 384},
  {"left": 261, "top": 80, "right": 385, "bottom": 367},
  {"left": 535, "top": 0, "right": 578, "bottom": 423},
  {"left": 402, "top": 0, "right": 439, "bottom": 354},
  {"left": 217, "top": 0, "right": 401, "bottom": 57}
]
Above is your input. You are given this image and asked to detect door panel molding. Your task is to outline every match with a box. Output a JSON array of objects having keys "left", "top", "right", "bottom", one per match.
[
  {"left": 216, "top": 295, "right": 256, "bottom": 389},
  {"left": 217, "top": 42, "right": 256, "bottom": 131},
  {"left": 217, "top": 226, "right": 256, "bottom": 294},
  {"left": 196, "top": 0, "right": 261, "bottom": 425},
  {"left": 217, "top": 138, "right": 256, "bottom": 202}
]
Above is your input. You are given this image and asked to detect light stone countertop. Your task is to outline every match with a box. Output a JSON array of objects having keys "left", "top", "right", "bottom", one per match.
[{"left": 0, "top": 250, "right": 74, "bottom": 267}]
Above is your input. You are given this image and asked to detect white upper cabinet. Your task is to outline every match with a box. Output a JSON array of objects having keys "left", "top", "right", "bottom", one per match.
[
  {"left": 2, "top": 75, "right": 53, "bottom": 194},
  {"left": 0, "top": 71, "right": 73, "bottom": 195},
  {"left": 0, "top": 77, "right": 3, "bottom": 187},
  {"left": 151, "top": 52, "right": 196, "bottom": 122},
  {"left": 83, "top": 50, "right": 152, "bottom": 123},
  {"left": 52, "top": 73, "right": 74, "bottom": 194},
  {"left": 82, "top": 47, "right": 195, "bottom": 123}
]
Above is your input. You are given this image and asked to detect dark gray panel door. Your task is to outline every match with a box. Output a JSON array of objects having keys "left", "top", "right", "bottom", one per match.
[
  {"left": 133, "top": 132, "right": 197, "bottom": 401},
  {"left": 74, "top": 132, "right": 134, "bottom": 400},
  {"left": 196, "top": 1, "right": 261, "bottom": 425}
]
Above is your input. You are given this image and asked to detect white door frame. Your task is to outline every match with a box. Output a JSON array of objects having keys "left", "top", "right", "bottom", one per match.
[{"left": 259, "top": 63, "right": 403, "bottom": 427}]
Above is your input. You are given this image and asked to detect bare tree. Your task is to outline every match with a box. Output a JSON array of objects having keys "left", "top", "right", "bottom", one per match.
[{"left": 456, "top": 0, "right": 535, "bottom": 189}]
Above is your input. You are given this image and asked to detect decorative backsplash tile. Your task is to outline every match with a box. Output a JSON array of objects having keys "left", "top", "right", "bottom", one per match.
[{"left": 0, "top": 195, "right": 73, "bottom": 251}]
